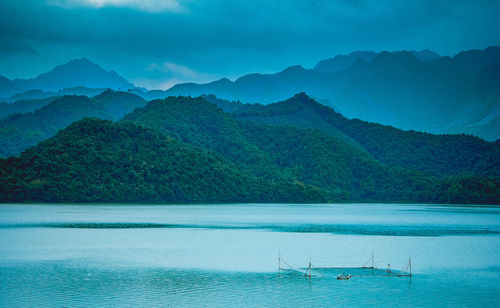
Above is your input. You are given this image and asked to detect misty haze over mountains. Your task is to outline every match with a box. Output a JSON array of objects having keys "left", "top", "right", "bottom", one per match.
[{"left": 0, "top": 46, "right": 499, "bottom": 141}]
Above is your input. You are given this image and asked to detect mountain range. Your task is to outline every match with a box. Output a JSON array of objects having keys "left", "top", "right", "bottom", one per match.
[
  {"left": 162, "top": 46, "right": 500, "bottom": 141},
  {"left": 0, "top": 92, "right": 498, "bottom": 204},
  {"left": 2, "top": 47, "right": 498, "bottom": 140},
  {"left": 0, "top": 58, "right": 135, "bottom": 99}
]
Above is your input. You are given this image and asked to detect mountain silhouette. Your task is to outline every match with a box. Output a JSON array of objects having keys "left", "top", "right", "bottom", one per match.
[{"left": 0, "top": 58, "right": 135, "bottom": 99}]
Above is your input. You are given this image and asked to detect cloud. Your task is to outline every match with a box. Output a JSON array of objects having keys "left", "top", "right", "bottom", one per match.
[
  {"left": 131, "top": 78, "right": 176, "bottom": 90},
  {"left": 46, "top": 0, "right": 185, "bottom": 12},
  {"left": 133, "top": 61, "right": 217, "bottom": 89},
  {"left": 145, "top": 62, "right": 200, "bottom": 79},
  {"left": 0, "top": 38, "right": 38, "bottom": 55}
]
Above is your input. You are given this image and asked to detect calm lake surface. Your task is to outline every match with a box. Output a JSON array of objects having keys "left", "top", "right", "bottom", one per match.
[{"left": 0, "top": 203, "right": 499, "bottom": 307}]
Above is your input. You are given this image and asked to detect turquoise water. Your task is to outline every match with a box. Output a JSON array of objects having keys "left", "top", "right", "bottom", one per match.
[{"left": 0, "top": 203, "right": 499, "bottom": 307}]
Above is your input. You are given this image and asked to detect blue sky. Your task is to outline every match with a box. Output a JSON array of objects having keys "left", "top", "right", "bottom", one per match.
[{"left": 0, "top": 0, "right": 499, "bottom": 89}]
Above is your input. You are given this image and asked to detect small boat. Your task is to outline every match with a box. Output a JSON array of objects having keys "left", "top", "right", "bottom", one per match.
[{"left": 337, "top": 273, "right": 351, "bottom": 280}]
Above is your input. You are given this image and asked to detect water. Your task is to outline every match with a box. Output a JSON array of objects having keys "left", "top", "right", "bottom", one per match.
[{"left": 0, "top": 203, "right": 499, "bottom": 307}]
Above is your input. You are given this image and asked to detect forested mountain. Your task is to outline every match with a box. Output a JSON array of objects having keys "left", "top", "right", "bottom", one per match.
[
  {"left": 4, "top": 87, "right": 108, "bottom": 103},
  {"left": 0, "top": 118, "right": 323, "bottom": 203},
  {"left": 0, "top": 94, "right": 498, "bottom": 204},
  {"left": 226, "top": 93, "right": 499, "bottom": 178},
  {"left": 161, "top": 47, "right": 500, "bottom": 141},
  {"left": 124, "top": 96, "right": 278, "bottom": 179},
  {"left": 93, "top": 90, "right": 147, "bottom": 120},
  {"left": 0, "top": 91, "right": 145, "bottom": 157},
  {"left": 0, "top": 96, "right": 59, "bottom": 119},
  {"left": 123, "top": 95, "right": 499, "bottom": 203}
]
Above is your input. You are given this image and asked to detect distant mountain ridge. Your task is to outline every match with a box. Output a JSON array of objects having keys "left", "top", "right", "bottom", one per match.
[
  {"left": 1, "top": 47, "right": 499, "bottom": 140},
  {"left": 313, "top": 50, "right": 440, "bottom": 74},
  {"left": 160, "top": 46, "right": 500, "bottom": 141},
  {"left": 0, "top": 58, "right": 135, "bottom": 99}
]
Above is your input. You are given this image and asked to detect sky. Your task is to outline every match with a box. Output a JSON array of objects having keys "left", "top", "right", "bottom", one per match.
[{"left": 0, "top": 0, "right": 499, "bottom": 90}]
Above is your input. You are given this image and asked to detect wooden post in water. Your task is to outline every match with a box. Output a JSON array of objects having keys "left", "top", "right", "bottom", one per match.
[
  {"left": 371, "top": 250, "right": 374, "bottom": 275},
  {"left": 404, "top": 257, "right": 412, "bottom": 276},
  {"left": 305, "top": 257, "right": 312, "bottom": 278},
  {"left": 278, "top": 251, "right": 281, "bottom": 272}
]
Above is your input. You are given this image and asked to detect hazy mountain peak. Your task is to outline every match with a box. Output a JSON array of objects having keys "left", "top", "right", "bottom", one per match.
[
  {"left": 9, "top": 58, "right": 135, "bottom": 94},
  {"left": 57, "top": 57, "right": 98, "bottom": 68},
  {"left": 408, "top": 49, "right": 441, "bottom": 62},
  {"left": 214, "top": 77, "right": 233, "bottom": 84},
  {"left": 290, "top": 91, "right": 315, "bottom": 103},
  {"left": 451, "top": 46, "right": 500, "bottom": 76},
  {"left": 275, "top": 65, "right": 306, "bottom": 75},
  {"left": 35, "top": 58, "right": 111, "bottom": 82},
  {"left": 370, "top": 50, "right": 421, "bottom": 68},
  {"left": 314, "top": 51, "right": 377, "bottom": 73}
]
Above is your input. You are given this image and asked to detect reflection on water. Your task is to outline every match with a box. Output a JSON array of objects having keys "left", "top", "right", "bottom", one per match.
[{"left": 0, "top": 203, "right": 499, "bottom": 307}]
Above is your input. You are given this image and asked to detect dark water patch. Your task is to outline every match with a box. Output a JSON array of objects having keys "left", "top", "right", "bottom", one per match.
[
  {"left": 1, "top": 222, "right": 499, "bottom": 236},
  {"left": 52, "top": 222, "right": 177, "bottom": 229},
  {"left": 268, "top": 224, "right": 500, "bottom": 236},
  {"left": 167, "top": 223, "right": 500, "bottom": 236},
  {"left": 0, "top": 222, "right": 178, "bottom": 229},
  {"left": 400, "top": 208, "right": 500, "bottom": 215}
]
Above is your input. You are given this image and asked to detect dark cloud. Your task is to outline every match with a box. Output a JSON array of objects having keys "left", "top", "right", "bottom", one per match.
[
  {"left": 0, "top": 0, "right": 499, "bottom": 88},
  {"left": 0, "top": 38, "right": 37, "bottom": 55}
]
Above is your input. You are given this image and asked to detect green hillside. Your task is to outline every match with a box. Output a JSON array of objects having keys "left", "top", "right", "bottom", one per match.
[
  {"left": 0, "top": 118, "right": 324, "bottom": 203},
  {"left": 0, "top": 94, "right": 498, "bottom": 204},
  {"left": 0, "top": 91, "right": 145, "bottom": 157},
  {"left": 231, "top": 93, "right": 500, "bottom": 178},
  {"left": 0, "top": 96, "right": 59, "bottom": 118},
  {"left": 124, "top": 95, "right": 499, "bottom": 203}
]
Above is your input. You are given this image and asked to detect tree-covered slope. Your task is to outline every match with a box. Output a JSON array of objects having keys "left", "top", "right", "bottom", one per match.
[
  {"left": 93, "top": 89, "right": 146, "bottom": 120},
  {"left": 124, "top": 95, "right": 499, "bottom": 203},
  {"left": 0, "top": 91, "right": 145, "bottom": 157},
  {"left": 232, "top": 93, "right": 500, "bottom": 178},
  {"left": 0, "top": 118, "right": 324, "bottom": 203},
  {"left": 0, "top": 95, "right": 110, "bottom": 158},
  {"left": 0, "top": 94, "right": 498, "bottom": 204},
  {"left": 123, "top": 96, "right": 281, "bottom": 180},
  {"left": 0, "top": 96, "right": 59, "bottom": 119}
]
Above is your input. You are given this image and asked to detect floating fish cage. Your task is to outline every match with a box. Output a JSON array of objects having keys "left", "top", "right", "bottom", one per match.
[{"left": 278, "top": 252, "right": 412, "bottom": 279}]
